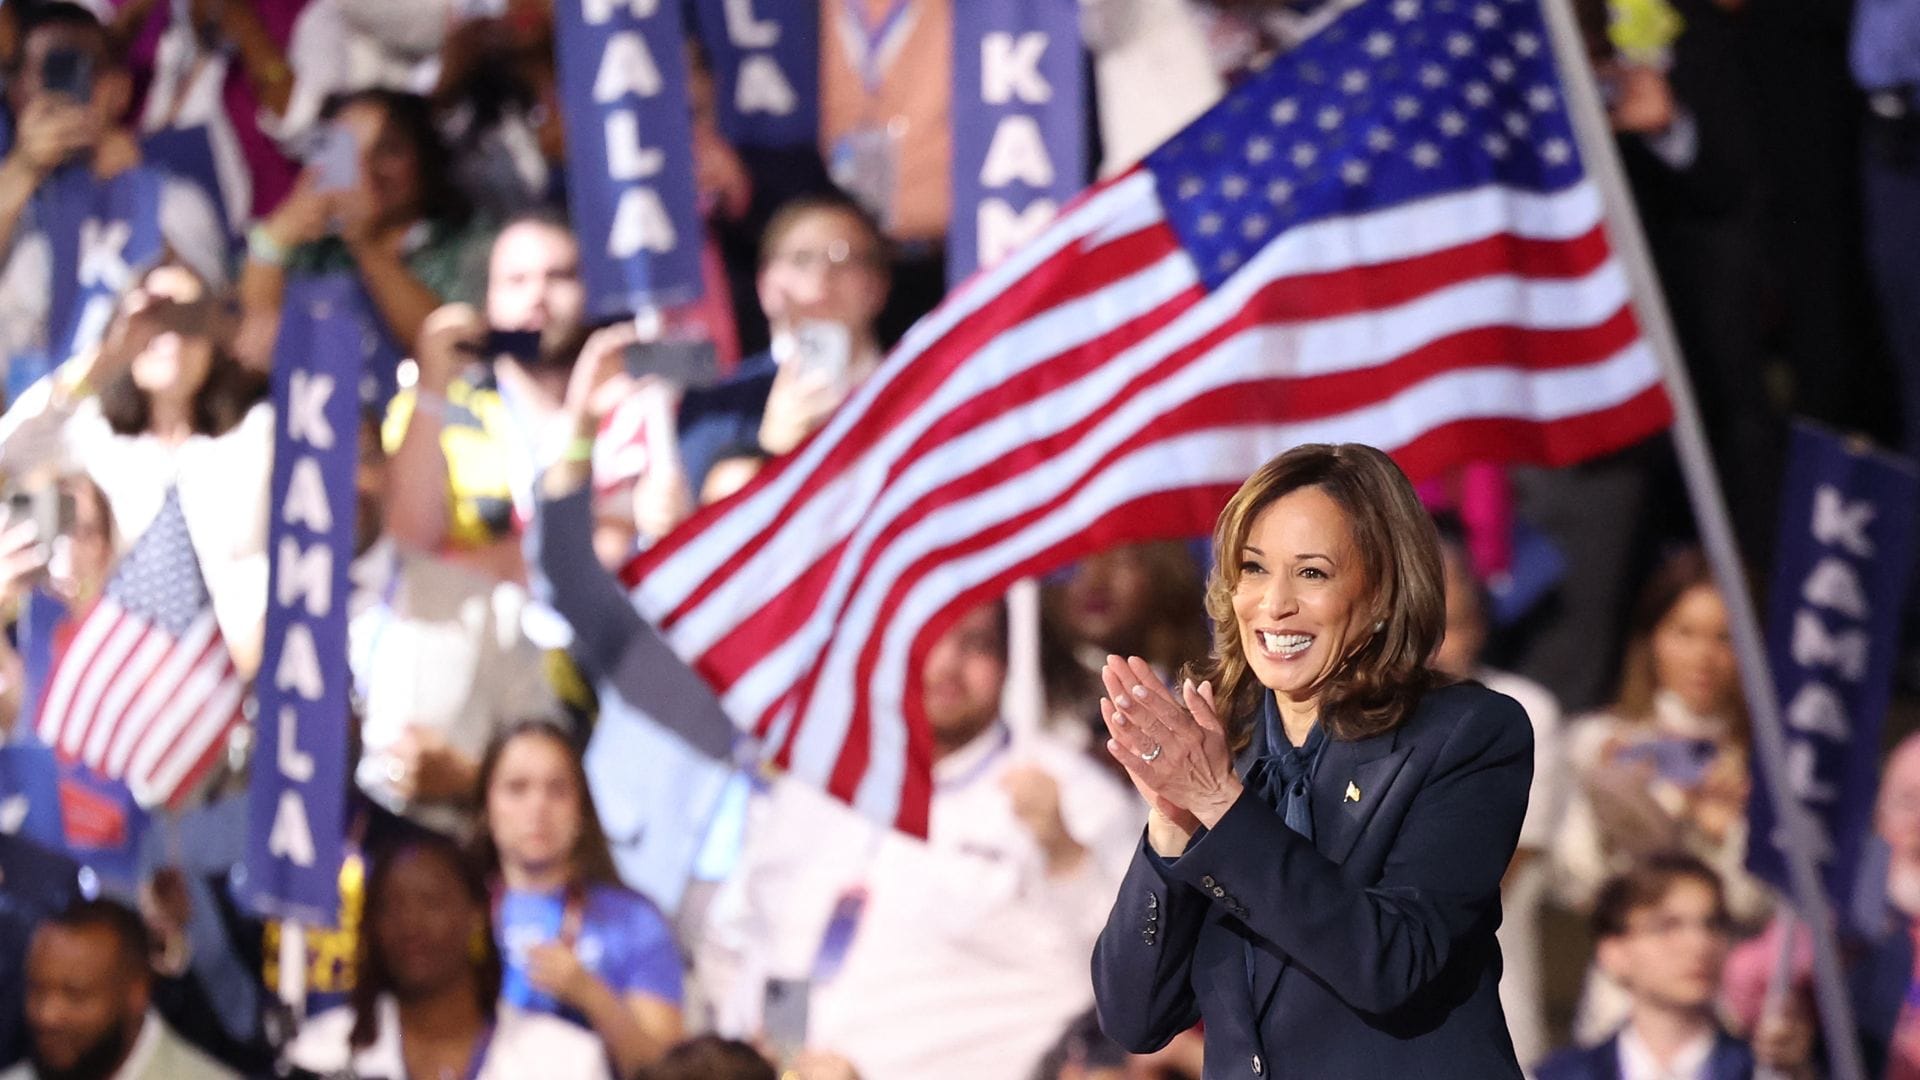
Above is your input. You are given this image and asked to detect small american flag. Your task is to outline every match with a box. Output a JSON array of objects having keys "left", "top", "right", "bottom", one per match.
[
  {"left": 627, "top": 0, "right": 1672, "bottom": 834},
  {"left": 36, "top": 488, "right": 247, "bottom": 809}
]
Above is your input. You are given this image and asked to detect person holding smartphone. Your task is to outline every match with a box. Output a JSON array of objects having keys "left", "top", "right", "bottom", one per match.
[
  {"left": 674, "top": 194, "right": 891, "bottom": 501},
  {"left": 0, "top": 2, "right": 227, "bottom": 373}
]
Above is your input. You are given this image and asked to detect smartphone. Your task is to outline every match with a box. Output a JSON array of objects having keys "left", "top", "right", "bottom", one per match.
[
  {"left": 40, "top": 46, "right": 94, "bottom": 101},
  {"left": 3, "top": 484, "right": 73, "bottom": 561},
  {"left": 762, "top": 977, "right": 810, "bottom": 1067},
  {"left": 624, "top": 338, "right": 719, "bottom": 387},
  {"left": 308, "top": 124, "right": 360, "bottom": 194},
  {"left": 483, "top": 328, "right": 544, "bottom": 364},
  {"left": 788, "top": 320, "right": 853, "bottom": 393},
  {"left": 1615, "top": 737, "right": 1717, "bottom": 788}
]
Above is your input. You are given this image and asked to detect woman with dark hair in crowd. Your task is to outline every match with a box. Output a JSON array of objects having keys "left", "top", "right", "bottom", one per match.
[
  {"left": 285, "top": 830, "right": 610, "bottom": 1078},
  {"left": 1551, "top": 547, "right": 1770, "bottom": 1042},
  {"left": 0, "top": 259, "right": 272, "bottom": 677},
  {"left": 1041, "top": 541, "right": 1210, "bottom": 755},
  {"left": 475, "top": 720, "right": 684, "bottom": 1078},
  {"left": 237, "top": 87, "right": 493, "bottom": 368},
  {"left": 1091, "top": 442, "right": 1535, "bottom": 1078}
]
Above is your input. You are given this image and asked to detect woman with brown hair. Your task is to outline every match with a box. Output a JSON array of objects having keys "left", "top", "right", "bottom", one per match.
[
  {"left": 475, "top": 720, "right": 684, "bottom": 1078},
  {"left": 1091, "top": 442, "right": 1535, "bottom": 1078},
  {"left": 1550, "top": 547, "right": 1769, "bottom": 1043},
  {"left": 1041, "top": 541, "right": 1211, "bottom": 755},
  {"left": 0, "top": 259, "right": 272, "bottom": 677}
]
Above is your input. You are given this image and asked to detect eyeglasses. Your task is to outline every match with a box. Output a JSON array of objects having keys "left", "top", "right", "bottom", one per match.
[
  {"left": 1625, "top": 913, "right": 1733, "bottom": 940},
  {"left": 769, "top": 240, "right": 885, "bottom": 274}
]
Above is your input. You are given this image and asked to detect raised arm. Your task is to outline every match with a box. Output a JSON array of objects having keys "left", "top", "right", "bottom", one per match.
[{"left": 526, "top": 324, "right": 735, "bottom": 761}]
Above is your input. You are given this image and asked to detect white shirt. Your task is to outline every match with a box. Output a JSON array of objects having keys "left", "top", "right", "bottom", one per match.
[
  {"left": 348, "top": 538, "right": 563, "bottom": 835},
  {"left": 286, "top": 997, "right": 612, "bottom": 1080},
  {"left": 0, "top": 392, "right": 273, "bottom": 678},
  {"left": 1617, "top": 1022, "right": 1717, "bottom": 1080},
  {"left": 700, "top": 724, "right": 1143, "bottom": 1080}
]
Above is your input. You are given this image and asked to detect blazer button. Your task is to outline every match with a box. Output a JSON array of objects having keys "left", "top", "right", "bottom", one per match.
[
  {"left": 1147, "top": 893, "right": 1159, "bottom": 910},
  {"left": 1251, "top": 1053, "right": 1265, "bottom": 1075},
  {"left": 1142, "top": 929, "right": 1156, "bottom": 945},
  {"left": 1211, "top": 886, "right": 1226, "bottom": 898},
  {"left": 1147, "top": 909, "right": 1158, "bottom": 923},
  {"left": 1200, "top": 875, "right": 1217, "bottom": 889}
]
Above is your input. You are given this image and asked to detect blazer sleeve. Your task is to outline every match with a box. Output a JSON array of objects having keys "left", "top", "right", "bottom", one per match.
[
  {"left": 1090, "top": 836, "right": 1209, "bottom": 1052},
  {"left": 1158, "top": 690, "right": 1533, "bottom": 1016}
]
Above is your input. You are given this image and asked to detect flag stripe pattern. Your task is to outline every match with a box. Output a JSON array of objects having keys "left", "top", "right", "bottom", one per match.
[
  {"left": 625, "top": 0, "right": 1672, "bottom": 834},
  {"left": 37, "top": 488, "right": 245, "bottom": 809}
]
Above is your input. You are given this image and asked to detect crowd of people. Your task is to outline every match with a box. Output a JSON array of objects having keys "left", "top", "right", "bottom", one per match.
[{"left": 0, "top": 0, "right": 1915, "bottom": 1077}]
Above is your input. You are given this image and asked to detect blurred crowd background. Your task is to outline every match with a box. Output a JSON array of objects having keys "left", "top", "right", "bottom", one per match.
[{"left": 0, "top": 0, "right": 1916, "bottom": 1077}]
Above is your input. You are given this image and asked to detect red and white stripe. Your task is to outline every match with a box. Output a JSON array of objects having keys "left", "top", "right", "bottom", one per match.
[
  {"left": 626, "top": 167, "right": 1670, "bottom": 835},
  {"left": 36, "top": 603, "right": 244, "bottom": 809}
]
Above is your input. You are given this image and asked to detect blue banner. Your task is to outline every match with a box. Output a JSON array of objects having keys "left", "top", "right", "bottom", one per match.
[
  {"left": 554, "top": 0, "right": 705, "bottom": 316},
  {"left": 141, "top": 126, "right": 235, "bottom": 241},
  {"left": 948, "top": 0, "right": 1086, "bottom": 283},
  {"left": 55, "top": 763, "right": 149, "bottom": 891},
  {"left": 692, "top": 0, "right": 820, "bottom": 148},
  {"left": 243, "top": 275, "right": 364, "bottom": 925},
  {"left": 0, "top": 743, "right": 66, "bottom": 849},
  {"left": 41, "top": 165, "right": 168, "bottom": 361},
  {"left": 1748, "top": 424, "right": 1920, "bottom": 912}
]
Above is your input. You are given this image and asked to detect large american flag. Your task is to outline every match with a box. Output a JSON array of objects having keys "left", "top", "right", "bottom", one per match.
[
  {"left": 36, "top": 488, "right": 248, "bottom": 809},
  {"left": 628, "top": 0, "right": 1671, "bottom": 834}
]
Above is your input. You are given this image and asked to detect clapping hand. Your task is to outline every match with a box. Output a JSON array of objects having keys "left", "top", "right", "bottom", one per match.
[{"left": 1098, "top": 655, "right": 1241, "bottom": 849}]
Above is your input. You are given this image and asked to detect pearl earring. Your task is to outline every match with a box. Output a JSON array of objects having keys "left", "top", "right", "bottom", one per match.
[{"left": 1373, "top": 620, "right": 1385, "bottom": 632}]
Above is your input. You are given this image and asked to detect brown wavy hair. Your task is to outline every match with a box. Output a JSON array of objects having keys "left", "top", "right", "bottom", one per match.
[
  {"left": 1188, "top": 444, "right": 1447, "bottom": 749},
  {"left": 1611, "top": 547, "right": 1749, "bottom": 743}
]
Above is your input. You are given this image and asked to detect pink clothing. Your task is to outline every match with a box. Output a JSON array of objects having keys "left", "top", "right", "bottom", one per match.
[
  {"left": 1417, "top": 462, "right": 1514, "bottom": 579},
  {"left": 113, "top": 0, "right": 308, "bottom": 217}
]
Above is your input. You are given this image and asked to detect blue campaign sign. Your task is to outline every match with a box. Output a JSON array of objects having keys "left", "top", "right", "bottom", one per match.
[
  {"left": 692, "top": 0, "right": 819, "bottom": 149},
  {"left": 1748, "top": 423, "right": 1920, "bottom": 912},
  {"left": 947, "top": 0, "right": 1087, "bottom": 283},
  {"left": 40, "top": 165, "right": 168, "bottom": 361},
  {"left": 243, "top": 275, "right": 364, "bottom": 925},
  {"left": 554, "top": 0, "right": 705, "bottom": 317},
  {"left": 0, "top": 743, "right": 66, "bottom": 850}
]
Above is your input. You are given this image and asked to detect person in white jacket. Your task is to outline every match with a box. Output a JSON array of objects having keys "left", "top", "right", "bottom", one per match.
[{"left": 697, "top": 602, "right": 1144, "bottom": 1080}]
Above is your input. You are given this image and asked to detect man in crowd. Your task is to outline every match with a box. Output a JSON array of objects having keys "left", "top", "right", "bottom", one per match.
[
  {"left": 696, "top": 600, "right": 1142, "bottom": 1080},
  {"left": 1536, "top": 853, "right": 1812, "bottom": 1080},
  {"left": 675, "top": 193, "right": 891, "bottom": 499},
  {"left": 0, "top": 2, "right": 226, "bottom": 380},
  {"left": 3, "top": 898, "right": 237, "bottom": 1080}
]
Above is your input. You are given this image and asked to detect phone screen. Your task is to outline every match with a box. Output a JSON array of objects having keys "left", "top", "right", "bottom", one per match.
[
  {"left": 40, "top": 47, "right": 94, "bottom": 101},
  {"left": 483, "top": 328, "right": 544, "bottom": 364},
  {"left": 624, "top": 338, "right": 719, "bottom": 387},
  {"left": 308, "top": 125, "right": 361, "bottom": 194},
  {"left": 787, "top": 320, "right": 853, "bottom": 393},
  {"left": 762, "top": 978, "right": 810, "bottom": 1067}
]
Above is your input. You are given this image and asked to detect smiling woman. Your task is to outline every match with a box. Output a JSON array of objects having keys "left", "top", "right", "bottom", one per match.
[{"left": 1091, "top": 442, "right": 1536, "bottom": 1079}]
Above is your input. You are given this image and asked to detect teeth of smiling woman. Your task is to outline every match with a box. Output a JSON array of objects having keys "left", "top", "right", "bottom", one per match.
[{"left": 1260, "top": 631, "right": 1313, "bottom": 655}]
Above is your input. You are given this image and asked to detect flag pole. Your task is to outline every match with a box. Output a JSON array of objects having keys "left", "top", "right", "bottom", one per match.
[
  {"left": 1535, "top": 0, "right": 1865, "bottom": 1074},
  {"left": 1002, "top": 579, "right": 1049, "bottom": 742}
]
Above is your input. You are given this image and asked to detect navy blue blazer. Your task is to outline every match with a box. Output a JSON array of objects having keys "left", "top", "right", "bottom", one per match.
[
  {"left": 1092, "top": 681, "right": 1533, "bottom": 1078},
  {"left": 1534, "top": 1030, "right": 1756, "bottom": 1080}
]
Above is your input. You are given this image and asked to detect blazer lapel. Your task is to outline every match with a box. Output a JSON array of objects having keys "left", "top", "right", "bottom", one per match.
[
  {"left": 1310, "top": 727, "right": 1410, "bottom": 867},
  {"left": 1246, "top": 718, "right": 1409, "bottom": 1022}
]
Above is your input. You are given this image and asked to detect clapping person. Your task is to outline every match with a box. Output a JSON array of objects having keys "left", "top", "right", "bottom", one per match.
[
  {"left": 476, "top": 720, "right": 685, "bottom": 1077},
  {"left": 285, "top": 831, "right": 611, "bottom": 1079},
  {"left": 1091, "top": 443, "right": 1534, "bottom": 1077}
]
